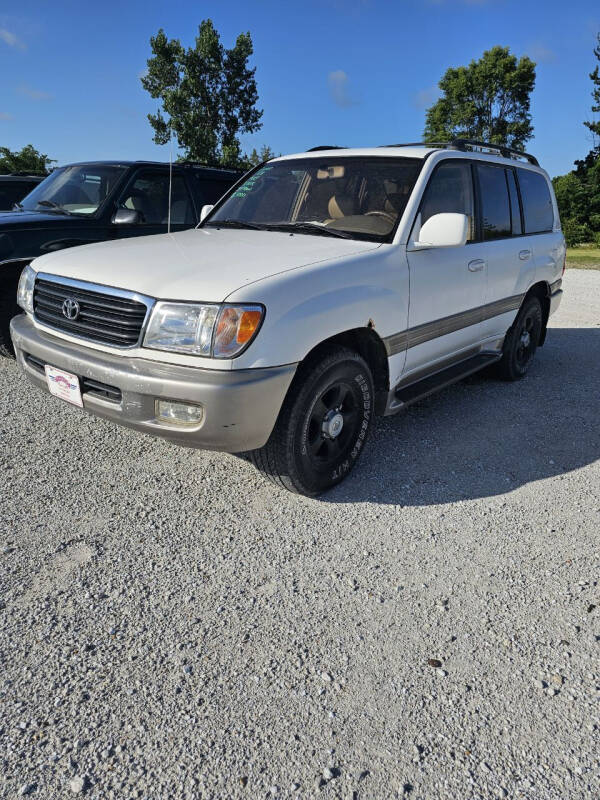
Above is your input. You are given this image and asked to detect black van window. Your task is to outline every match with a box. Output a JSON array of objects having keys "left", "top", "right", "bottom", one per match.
[
  {"left": 517, "top": 169, "right": 553, "bottom": 234},
  {"left": 477, "top": 163, "right": 511, "bottom": 240},
  {"left": 192, "top": 178, "right": 233, "bottom": 208},
  {"left": 506, "top": 169, "right": 522, "bottom": 235}
]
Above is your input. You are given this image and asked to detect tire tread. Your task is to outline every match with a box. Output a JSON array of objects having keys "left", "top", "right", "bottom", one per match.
[{"left": 250, "top": 345, "right": 371, "bottom": 495}]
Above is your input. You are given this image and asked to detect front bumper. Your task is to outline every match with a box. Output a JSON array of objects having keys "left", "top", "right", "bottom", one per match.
[{"left": 10, "top": 314, "right": 297, "bottom": 452}]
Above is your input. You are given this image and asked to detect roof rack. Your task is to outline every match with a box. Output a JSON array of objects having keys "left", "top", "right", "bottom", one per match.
[
  {"left": 306, "top": 145, "right": 346, "bottom": 152},
  {"left": 174, "top": 161, "right": 243, "bottom": 172},
  {"left": 381, "top": 139, "right": 539, "bottom": 166}
]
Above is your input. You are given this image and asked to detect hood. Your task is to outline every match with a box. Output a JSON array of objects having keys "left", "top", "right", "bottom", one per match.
[
  {"left": 0, "top": 209, "right": 73, "bottom": 226},
  {"left": 31, "top": 227, "right": 380, "bottom": 301}
]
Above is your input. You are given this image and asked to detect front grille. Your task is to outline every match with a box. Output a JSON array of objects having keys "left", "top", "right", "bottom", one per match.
[
  {"left": 24, "top": 352, "right": 122, "bottom": 403},
  {"left": 33, "top": 277, "right": 149, "bottom": 348}
]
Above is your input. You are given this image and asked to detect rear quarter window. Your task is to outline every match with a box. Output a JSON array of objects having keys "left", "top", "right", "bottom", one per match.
[{"left": 517, "top": 169, "right": 553, "bottom": 234}]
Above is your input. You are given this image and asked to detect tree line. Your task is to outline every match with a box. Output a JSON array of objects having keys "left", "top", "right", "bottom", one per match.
[
  {"left": 551, "top": 35, "right": 600, "bottom": 246},
  {"left": 2, "top": 22, "right": 599, "bottom": 247}
]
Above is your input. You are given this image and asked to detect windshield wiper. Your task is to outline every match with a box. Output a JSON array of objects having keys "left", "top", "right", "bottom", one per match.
[
  {"left": 265, "top": 222, "right": 353, "bottom": 239},
  {"left": 36, "top": 200, "right": 73, "bottom": 215},
  {"left": 13, "top": 201, "right": 23, "bottom": 210},
  {"left": 205, "top": 219, "right": 265, "bottom": 231}
]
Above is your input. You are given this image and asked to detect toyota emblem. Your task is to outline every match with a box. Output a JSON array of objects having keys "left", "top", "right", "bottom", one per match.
[{"left": 62, "top": 298, "right": 80, "bottom": 320}]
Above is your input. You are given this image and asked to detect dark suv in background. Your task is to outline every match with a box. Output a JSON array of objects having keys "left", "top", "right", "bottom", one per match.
[
  {"left": 0, "top": 173, "right": 44, "bottom": 211},
  {"left": 0, "top": 160, "right": 242, "bottom": 356}
]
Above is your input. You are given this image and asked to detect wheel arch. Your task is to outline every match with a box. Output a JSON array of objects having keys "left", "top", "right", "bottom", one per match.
[
  {"left": 296, "top": 326, "right": 390, "bottom": 414},
  {"left": 522, "top": 281, "right": 551, "bottom": 346}
]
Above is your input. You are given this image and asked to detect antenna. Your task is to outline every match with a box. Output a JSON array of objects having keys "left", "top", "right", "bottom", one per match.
[{"left": 167, "top": 127, "right": 173, "bottom": 233}]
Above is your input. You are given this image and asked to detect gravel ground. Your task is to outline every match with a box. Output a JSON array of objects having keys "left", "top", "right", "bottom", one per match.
[{"left": 1, "top": 269, "right": 599, "bottom": 800}]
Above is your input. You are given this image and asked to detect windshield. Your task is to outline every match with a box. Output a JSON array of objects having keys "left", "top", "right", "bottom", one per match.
[
  {"left": 19, "top": 165, "right": 126, "bottom": 215},
  {"left": 207, "top": 157, "right": 422, "bottom": 241}
]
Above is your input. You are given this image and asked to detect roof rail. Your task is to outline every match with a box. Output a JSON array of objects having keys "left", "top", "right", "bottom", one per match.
[
  {"left": 451, "top": 139, "right": 539, "bottom": 166},
  {"left": 380, "top": 139, "right": 539, "bottom": 166},
  {"left": 175, "top": 160, "right": 243, "bottom": 172},
  {"left": 306, "top": 145, "right": 346, "bottom": 152},
  {"left": 382, "top": 142, "right": 460, "bottom": 150}
]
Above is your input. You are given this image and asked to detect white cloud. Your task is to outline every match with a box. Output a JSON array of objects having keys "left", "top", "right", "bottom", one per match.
[
  {"left": 414, "top": 85, "right": 442, "bottom": 110},
  {"left": 17, "top": 84, "right": 53, "bottom": 100},
  {"left": 328, "top": 70, "right": 359, "bottom": 108},
  {"left": 0, "top": 27, "right": 25, "bottom": 50},
  {"left": 527, "top": 43, "right": 557, "bottom": 64}
]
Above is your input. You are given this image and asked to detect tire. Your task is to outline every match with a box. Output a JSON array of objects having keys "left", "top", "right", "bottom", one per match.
[
  {"left": 496, "top": 296, "right": 543, "bottom": 381},
  {"left": 0, "top": 268, "right": 21, "bottom": 359},
  {"left": 249, "top": 346, "right": 374, "bottom": 496}
]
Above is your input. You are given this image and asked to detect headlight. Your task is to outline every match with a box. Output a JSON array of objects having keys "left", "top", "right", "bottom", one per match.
[
  {"left": 144, "top": 301, "right": 264, "bottom": 358},
  {"left": 17, "top": 264, "right": 36, "bottom": 314}
]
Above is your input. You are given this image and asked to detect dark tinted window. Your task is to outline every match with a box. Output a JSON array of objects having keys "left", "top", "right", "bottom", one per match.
[
  {"left": 419, "top": 161, "right": 474, "bottom": 241},
  {"left": 477, "top": 164, "right": 511, "bottom": 240},
  {"left": 0, "top": 183, "right": 25, "bottom": 210},
  {"left": 193, "top": 177, "right": 234, "bottom": 207},
  {"left": 506, "top": 169, "right": 522, "bottom": 235},
  {"left": 0, "top": 180, "right": 41, "bottom": 209},
  {"left": 518, "top": 169, "right": 553, "bottom": 233}
]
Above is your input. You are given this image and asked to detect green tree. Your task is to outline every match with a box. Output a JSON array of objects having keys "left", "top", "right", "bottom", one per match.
[
  {"left": 584, "top": 32, "right": 600, "bottom": 144},
  {"left": 245, "top": 145, "right": 278, "bottom": 167},
  {"left": 141, "top": 20, "right": 263, "bottom": 168},
  {"left": 424, "top": 46, "right": 536, "bottom": 150},
  {"left": 0, "top": 144, "right": 55, "bottom": 175},
  {"left": 553, "top": 33, "right": 600, "bottom": 246}
]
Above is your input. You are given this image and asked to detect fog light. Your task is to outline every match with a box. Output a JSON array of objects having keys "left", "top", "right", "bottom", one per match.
[{"left": 155, "top": 400, "right": 204, "bottom": 426}]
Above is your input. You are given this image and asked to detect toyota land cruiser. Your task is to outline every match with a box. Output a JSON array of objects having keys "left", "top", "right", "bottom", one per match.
[{"left": 11, "top": 140, "right": 565, "bottom": 495}]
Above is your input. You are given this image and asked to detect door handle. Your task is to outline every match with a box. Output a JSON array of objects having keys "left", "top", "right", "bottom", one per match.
[
  {"left": 519, "top": 249, "right": 532, "bottom": 260},
  {"left": 468, "top": 259, "right": 485, "bottom": 272}
]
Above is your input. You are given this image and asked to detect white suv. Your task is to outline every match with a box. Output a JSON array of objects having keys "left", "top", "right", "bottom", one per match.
[{"left": 12, "top": 140, "right": 565, "bottom": 495}]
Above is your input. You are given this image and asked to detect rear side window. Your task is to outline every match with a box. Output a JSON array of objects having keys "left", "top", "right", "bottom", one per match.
[
  {"left": 477, "top": 164, "right": 511, "bottom": 240},
  {"left": 517, "top": 169, "right": 553, "bottom": 234},
  {"left": 419, "top": 161, "right": 475, "bottom": 241},
  {"left": 506, "top": 169, "right": 522, "bottom": 235}
]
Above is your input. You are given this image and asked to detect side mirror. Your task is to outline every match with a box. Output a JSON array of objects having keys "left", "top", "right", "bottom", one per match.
[
  {"left": 112, "top": 208, "right": 141, "bottom": 225},
  {"left": 200, "top": 204, "right": 214, "bottom": 222},
  {"left": 409, "top": 213, "right": 469, "bottom": 250}
]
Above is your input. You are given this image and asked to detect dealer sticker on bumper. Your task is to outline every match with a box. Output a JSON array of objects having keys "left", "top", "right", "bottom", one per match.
[{"left": 45, "top": 365, "right": 83, "bottom": 408}]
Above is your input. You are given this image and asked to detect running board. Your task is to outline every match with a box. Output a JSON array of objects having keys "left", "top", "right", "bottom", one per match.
[{"left": 389, "top": 352, "right": 501, "bottom": 411}]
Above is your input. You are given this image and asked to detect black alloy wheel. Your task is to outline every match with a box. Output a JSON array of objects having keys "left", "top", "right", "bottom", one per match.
[
  {"left": 497, "top": 296, "right": 543, "bottom": 381},
  {"left": 250, "top": 346, "right": 374, "bottom": 495}
]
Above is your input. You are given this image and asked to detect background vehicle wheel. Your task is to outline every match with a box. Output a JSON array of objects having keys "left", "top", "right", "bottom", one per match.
[
  {"left": 250, "top": 346, "right": 374, "bottom": 496},
  {"left": 496, "top": 296, "right": 543, "bottom": 381},
  {"left": 0, "top": 269, "right": 20, "bottom": 359}
]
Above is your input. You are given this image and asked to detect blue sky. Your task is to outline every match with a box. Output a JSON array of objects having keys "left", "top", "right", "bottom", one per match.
[{"left": 1, "top": 0, "right": 599, "bottom": 178}]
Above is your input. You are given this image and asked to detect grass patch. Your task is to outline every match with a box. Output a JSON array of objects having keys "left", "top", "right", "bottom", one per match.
[{"left": 566, "top": 246, "right": 600, "bottom": 270}]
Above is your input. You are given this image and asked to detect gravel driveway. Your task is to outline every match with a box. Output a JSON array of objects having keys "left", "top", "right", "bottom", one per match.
[{"left": 1, "top": 269, "right": 599, "bottom": 800}]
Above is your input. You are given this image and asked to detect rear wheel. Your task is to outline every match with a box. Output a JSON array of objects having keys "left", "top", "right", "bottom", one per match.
[
  {"left": 496, "top": 296, "right": 543, "bottom": 381},
  {"left": 250, "top": 346, "right": 374, "bottom": 496}
]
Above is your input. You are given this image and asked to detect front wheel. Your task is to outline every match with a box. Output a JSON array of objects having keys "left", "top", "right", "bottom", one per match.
[
  {"left": 496, "top": 296, "right": 543, "bottom": 381},
  {"left": 250, "top": 346, "right": 374, "bottom": 496}
]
